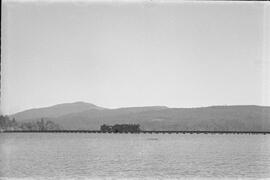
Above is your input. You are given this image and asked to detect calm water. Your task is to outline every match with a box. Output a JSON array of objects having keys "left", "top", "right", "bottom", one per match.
[{"left": 0, "top": 133, "right": 270, "bottom": 179}]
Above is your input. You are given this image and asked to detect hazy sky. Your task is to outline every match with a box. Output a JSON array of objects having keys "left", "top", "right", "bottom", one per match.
[{"left": 1, "top": 0, "right": 270, "bottom": 115}]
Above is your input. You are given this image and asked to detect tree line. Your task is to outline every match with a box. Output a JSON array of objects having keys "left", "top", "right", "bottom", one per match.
[{"left": 0, "top": 115, "right": 61, "bottom": 131}]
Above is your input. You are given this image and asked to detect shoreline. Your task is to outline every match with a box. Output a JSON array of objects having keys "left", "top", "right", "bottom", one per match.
[{"left": 1, "top": 130, "right": 269, "bottom": 135}]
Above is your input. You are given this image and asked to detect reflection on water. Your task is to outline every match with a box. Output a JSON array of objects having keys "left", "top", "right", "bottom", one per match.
[
  {"left": 0, "top": 133, "right": 270, "bottom": 179},
  {"left": 146, "top": 138, "right": 159, "bottom": 141}
]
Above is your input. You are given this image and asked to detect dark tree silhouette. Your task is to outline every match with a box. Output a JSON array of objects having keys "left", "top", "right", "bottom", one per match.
[{"left": 0, "top": 115, "right": 61, "bottom": 131}]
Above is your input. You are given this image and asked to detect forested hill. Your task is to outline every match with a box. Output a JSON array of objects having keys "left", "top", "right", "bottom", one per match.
[{"left": 10, "top": 103, "right": 270, "bottom": 131}]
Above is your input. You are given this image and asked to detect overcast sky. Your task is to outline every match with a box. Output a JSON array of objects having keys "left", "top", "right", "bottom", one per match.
[{"left": 1, "top": 0, "right": 270, "bottom": 115}]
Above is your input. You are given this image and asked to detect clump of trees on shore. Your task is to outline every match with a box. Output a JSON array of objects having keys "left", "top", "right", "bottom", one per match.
[
  {"left": 100, "top": 124, "right": 141, "bottom": 133},
  {"left": 0, "top": 115, "right": 61, "bottom": 131}
]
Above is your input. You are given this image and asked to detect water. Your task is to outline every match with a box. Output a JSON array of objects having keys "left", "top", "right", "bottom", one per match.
[{"left": 1, "top": 133, "right": 270, "bottom": 179}]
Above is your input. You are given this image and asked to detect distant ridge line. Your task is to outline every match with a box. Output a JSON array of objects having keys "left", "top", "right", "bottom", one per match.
[{"left": 10, "top": 102, "right": 270, "bottom": 116}]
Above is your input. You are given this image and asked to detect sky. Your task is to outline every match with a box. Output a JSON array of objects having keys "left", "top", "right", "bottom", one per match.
[{"left": 1, "top": 0, "right": 270, "bottom": 115}]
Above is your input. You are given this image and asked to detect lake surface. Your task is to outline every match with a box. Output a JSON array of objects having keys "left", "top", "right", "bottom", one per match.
[{"left": 1, "top": 133, "right": 270, "bottom": 179}]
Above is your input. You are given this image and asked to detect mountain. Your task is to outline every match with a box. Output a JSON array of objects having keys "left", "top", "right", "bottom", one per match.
[
  {"left": 11, "top": 102, "right": 105, "bottom": 121},
  {"left": 11, "top": 103, "right": 270, "bottom": 131}
]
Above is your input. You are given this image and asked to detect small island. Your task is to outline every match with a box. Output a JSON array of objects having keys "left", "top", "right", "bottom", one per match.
[{"left": 100, "top": 124, "right": 141, "bottom": 133}]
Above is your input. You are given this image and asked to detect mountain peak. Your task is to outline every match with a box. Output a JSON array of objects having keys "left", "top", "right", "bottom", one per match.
[
  {"left": 51, "top": 101, "right": 102, "bottom": 108},
  {"left": 11, "top": 102, "right": 105, "bottom": 121}
]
